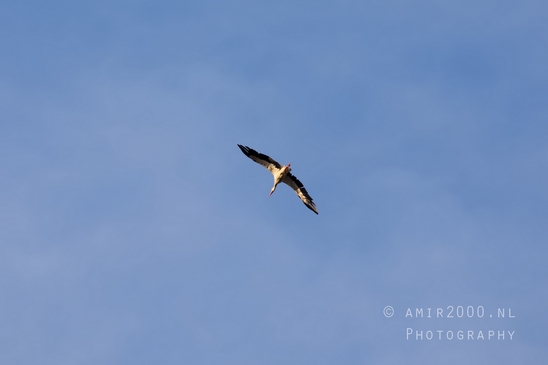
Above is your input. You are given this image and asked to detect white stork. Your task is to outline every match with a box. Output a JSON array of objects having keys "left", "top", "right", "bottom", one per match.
[{"left": 238, "top": 144, "right": 318, "bottom": 214}]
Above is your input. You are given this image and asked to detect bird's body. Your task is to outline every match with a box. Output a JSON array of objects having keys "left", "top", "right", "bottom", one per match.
[
  {"left": 269, "top": 164, "right": 291, "bottom": 196},
  {"left": 237, "top": 144, "right": 318, "bottom": 214}
]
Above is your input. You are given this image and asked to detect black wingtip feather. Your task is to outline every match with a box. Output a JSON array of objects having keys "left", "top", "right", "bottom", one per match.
[
  {"left": 304, "top": 202, "right": 319, "bottom": 214},
  {"left": 237, "top": 144, "right": 250, "bottom": 156}
]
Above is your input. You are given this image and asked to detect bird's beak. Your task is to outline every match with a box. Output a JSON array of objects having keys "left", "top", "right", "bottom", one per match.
[{"left": 269, "top": 191, "right": 273, "bottom": 197}]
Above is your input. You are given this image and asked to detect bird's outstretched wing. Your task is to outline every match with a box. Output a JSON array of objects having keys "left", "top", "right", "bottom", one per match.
[
  {"left": 282, "top": 173, "right": 319, "bottom": 214},
  {"left": 237, "top": 144, "right": 281, "bottom": 174}
]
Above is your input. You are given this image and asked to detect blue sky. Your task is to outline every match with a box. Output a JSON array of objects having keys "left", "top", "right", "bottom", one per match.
[{"left": 1, "top": 1, "right": 547, "bottom": 364}]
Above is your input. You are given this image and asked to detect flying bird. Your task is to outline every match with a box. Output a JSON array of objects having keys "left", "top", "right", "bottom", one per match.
[{"left": 237, "top": 144, "right": 318, "bottom": 214}]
